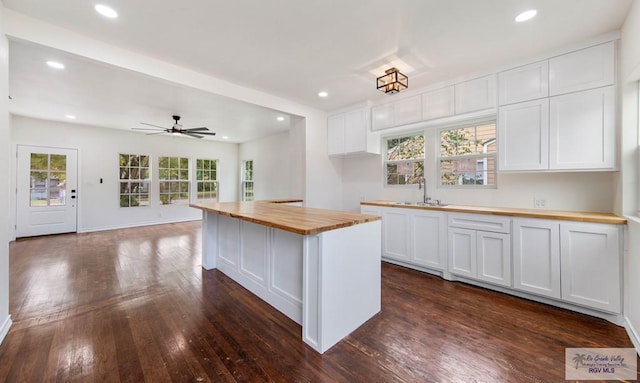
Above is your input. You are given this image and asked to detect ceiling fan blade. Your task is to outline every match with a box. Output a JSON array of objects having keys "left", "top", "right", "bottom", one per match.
[
  {"left": 182, "top": 132, "right": 204, "bottom": 139},
  {"left": 145, "top": 132, "right": 167, "bottom": 136},
  {"left": 192, "top": 131, "right": 216, "bottom": 136},
  {"left": 132, "top": 127, "right": 166, "bottom": 131},
  {"left": 140, "top": 122, "right": 168, "bottom": 129},
  {"left": 184, "top": 127, "right": 209, "bottom": 132}
]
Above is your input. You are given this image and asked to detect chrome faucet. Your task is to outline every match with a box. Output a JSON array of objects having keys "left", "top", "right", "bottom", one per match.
[{"left": 418, "top": 177, "right": 430, "bottom": 204}]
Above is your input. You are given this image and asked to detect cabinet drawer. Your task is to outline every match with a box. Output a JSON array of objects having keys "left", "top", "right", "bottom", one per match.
[{"left": 448, "top": 213, "right": 511, "bottom": 233}]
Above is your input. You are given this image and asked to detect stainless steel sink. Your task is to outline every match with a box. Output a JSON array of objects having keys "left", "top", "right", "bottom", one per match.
[{"left": 392, "top": 201, "right": 449, "bottom": 207}]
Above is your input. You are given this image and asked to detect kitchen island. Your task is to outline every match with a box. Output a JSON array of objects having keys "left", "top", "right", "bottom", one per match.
[{"left": 190, "top": 201, "right": 382, "bottom": 353}]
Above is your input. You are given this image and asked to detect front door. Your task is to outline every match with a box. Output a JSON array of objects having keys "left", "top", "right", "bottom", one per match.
[{"left": 16, "top": 145, "right": 78, "bottom": 237}]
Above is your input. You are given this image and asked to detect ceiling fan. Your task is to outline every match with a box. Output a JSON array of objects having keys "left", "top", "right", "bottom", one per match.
[{"left": 132, "top": 115, "right": 216, "bottom": 139}]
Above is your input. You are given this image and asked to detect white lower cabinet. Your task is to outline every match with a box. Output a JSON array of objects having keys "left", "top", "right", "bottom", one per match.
[
  {"left": 560, "top": 222, "right": 621, "bottom": 313},
  {"left": 362, "top": 206, "right": 446, "bottom": 270},
  {"left": 448, "top": 227, "right": 476, "bottom": 278},
  {"left": 410, "top": 210, "right": 447, "bottom": 270},
  {"left": 513, "top": 218, "right": 621, "bottom": 313},
  {"left": 363, "top": 204, "right": 623, "bottom": 316},
  {"left": 381, "top": 209, "right": 411, "bottom": 262},
  {"left": 448, "top": 213, "right": 511, "bottom": 287},
  {"left": 512, "top": 219, "right": 561, "bottom": 298},
  {"left": 477, "top": 231, "right": 511, "bottom": 286}
]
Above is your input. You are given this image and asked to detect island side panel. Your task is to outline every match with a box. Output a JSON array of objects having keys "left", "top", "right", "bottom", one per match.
[
  {"left": 215, "top": 215, "right": 304, "bottom": 324},
  {"left": 303, "top": 220, "right": 382, "bottom": 353},
  {"left": 202, "top": 211, "right": 218, "bottom": 270}
]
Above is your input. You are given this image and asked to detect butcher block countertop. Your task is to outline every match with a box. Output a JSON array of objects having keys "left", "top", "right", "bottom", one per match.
[
  {"left": 361, "top": 201, "right": 627, "bottom": 225},
  {"left": 191, "top": 201, "right": 380, "bottom": 235}
]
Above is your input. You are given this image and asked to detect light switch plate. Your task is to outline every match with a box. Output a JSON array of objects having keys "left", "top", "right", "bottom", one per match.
[{"left": 534, "top": 198, "right": 547, "bottom": 209}]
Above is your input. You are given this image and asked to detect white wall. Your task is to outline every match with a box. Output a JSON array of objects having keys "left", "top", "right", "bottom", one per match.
[
  {"left": 11, "top": 116, "right": 239, "bottom": 234},
  {"left": 239, "top": 131, "right": 294, "bottom": 201},
  {"left": 620, "top": 0, "right": 640, "bottom": 354},
  {"left": 305, "top": 110, "right": 343, "bottom": 210},
  {"left": 0, "top": 5, "right": 11, "bottom": 344}
]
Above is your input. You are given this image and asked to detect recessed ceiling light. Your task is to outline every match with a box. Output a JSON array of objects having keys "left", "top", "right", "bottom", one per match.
[
  {"left": 318, "top": 91, "right": 328, "bottom": 98},
  {"left": 65, "top": 114, "right": 76, "bottom": 120},
  {"left": 222, "top": 136, "right": 229, "bottom": 140},
  {"left": 95, "top": 4, "right": 118, "bottom": 19},
  {"left": 277, "top": 116, "right": 285, "bottom": 121},
  {"left": 46, "top": 61, "right": 65, "bottom": 69},
  {"left": 515, "top": 9, "right": 537, "bottom": 23}
]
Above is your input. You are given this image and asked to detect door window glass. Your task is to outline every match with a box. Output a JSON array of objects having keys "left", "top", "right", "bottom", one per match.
[{"left": 30, "top": 153, "right": 67, "bottom": 206}]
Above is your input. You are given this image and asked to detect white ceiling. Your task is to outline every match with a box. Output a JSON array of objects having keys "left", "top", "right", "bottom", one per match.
[
  {"left": 8, "top": 39, "right": 292, "bottom": 143},
  {"left": 3, "top": 0, "right": 633, "bottom": 142}
]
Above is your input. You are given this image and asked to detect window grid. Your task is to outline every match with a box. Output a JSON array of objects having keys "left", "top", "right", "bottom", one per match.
[
  {"left": 158, "top": 156, "right": 190, "bottom": 205},
  {"left": 196, "top": 159, "right": 218, "bottom": 202},
  {"left": 30, "top": 153, "right": 67, "bottom": 207},
  {"left": 439, "top": 122, "right": 497, "bottom": 187},
  {"left": 119, "top": 153, "right": 150, "bottom": 208},
  {"left": 384, "top": 134, "right": 425, "bottom": 186},
  {"left": 242, "top": 160, "right": 254, "bottom": 201}
]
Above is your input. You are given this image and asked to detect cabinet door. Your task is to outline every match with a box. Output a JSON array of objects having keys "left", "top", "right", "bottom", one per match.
[
  {"left": 410, "top": 211, "right": 446, "bottom": 269},
  {"left": 560, "top": 223, "right": 621, "bottom": 313},
  {"left": 371, "top": 103, "right": 393, "bottom": 131},
  {"left": 512, "top": 219, "right": 560, "bottom": 298},
  {"left": 549, "top": 86, "right": 615, "bottom": 170},
  {"left": 549, "top": 42, "right": 615, "bottom": 96},
  {"left": 382, "top": 209, "right": 410, "bottom": 261},
  {"left": 476, "top": 231, "right": 511, "bottom": 287},
  {"left": 393, "top": 96, "right": 422, "bottom": 126},
  {"left": 498, "top": 99, "right": 549, "bottom": 171},
  {"left": 499, "top": 60, "right": 549, "bottom": 105},
  {"left": 422, "top": 86, "right": 455, "bottom": 120},
  {"left": 327, "top": 114, "right": 345, "bottom": 156},
  {"left": 344, "top": 109, "right": 367, "bottom": 153},
  {"left": 448, "top": 227, "right": 476, "bottom": 278},
  {"left": 455, "top": 75, "right": 497, "bottom": 114}
]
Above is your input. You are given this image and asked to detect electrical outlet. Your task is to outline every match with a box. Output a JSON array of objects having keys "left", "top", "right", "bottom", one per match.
[
  {"left": 360, "top": 195, "right": 366, "bottom": 202},
  {"left": 534, "top": 198, "right": 546, "bottom": 209}
]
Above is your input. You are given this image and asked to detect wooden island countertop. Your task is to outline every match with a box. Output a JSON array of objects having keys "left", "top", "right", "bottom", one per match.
[
  {"left": 361, "top": 201, "right": 627, "bottom": 225},
  {"left": 190, "top": 201, "right": 380, "bottom": 235}
]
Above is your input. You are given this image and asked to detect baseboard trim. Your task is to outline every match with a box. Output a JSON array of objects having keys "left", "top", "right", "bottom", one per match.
[
  {"left": 0, "top": 315, "right": 12, "bottom": 345},
  {"left": 78, "top": 217, "right": 202, "bottom": 234},
  {"left": 624, "top": 316, "right": 640, "bottom": 357}
]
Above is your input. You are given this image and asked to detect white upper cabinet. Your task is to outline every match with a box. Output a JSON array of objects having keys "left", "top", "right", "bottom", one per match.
[
  {"left": 549, "top": 42, "right": 615, "bottom": 96},
  {"left": 498, "top": 40, "right": 616, "bottom": 172},
  {"left": 344, "top": 108, "right": 367, "bottom": 153},
  {"left": 498, "top": 99, "right": 549, "bottom": 171},
  {"left": 327, "top": 105, "right": 380, "bottom": 157},
  {"left": 498, "top": 61, "right": 549, "bottom": 105},
  {"left": 371, "top": 95, "right": 422, "bottom": 131},
  {"left": 454, "top": 75, "right": 497, "bottom": 114},
  {"left": 422, "top": 86, "right": 455, "bottom": 120},
  {"left": 549, "top": 86, "right": 615, "bottom": 170}
]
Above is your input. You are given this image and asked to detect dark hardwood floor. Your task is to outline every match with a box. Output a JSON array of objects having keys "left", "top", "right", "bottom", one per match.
[{"left": 0, "top": 221, "right": 637, "bottom": 382}]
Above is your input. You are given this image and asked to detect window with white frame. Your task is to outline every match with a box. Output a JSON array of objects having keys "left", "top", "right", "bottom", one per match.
[
  {"left": 196, "top": 159, "right": 218, "bottom": 202},
  {"left": 119, "top": 153, "right": 150, "bottom": 207},
  {"left": 241, "top": 160, "right": 254, "bottom": 201},
  {"left": 384, "top": 134, "right": 425, "bottom": 186},
  {"left": 158, "top": 156, "right": 190, "bottom": 205},
  {"left": 439, "top": 122, "right": 497, "bottom": 187}
]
